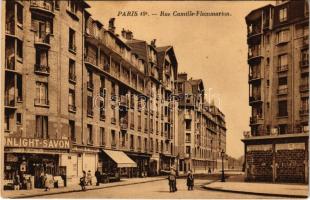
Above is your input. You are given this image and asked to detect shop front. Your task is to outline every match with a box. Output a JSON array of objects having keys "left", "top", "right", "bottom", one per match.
[
  {"left": 159, "top": 153, "right": 176, "bottom": 174},
  {"left": 3, "top": 137, "right": 71, "bottom": 190},
  {"left": 126, "top": 152, "right": 151, "bottom": 177},
  {"left": 100, "top": 149, "right": 137, "bottom": 181}
]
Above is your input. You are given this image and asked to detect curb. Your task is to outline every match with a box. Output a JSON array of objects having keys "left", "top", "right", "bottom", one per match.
[
  {"left": 4, "top": 178, "right": 166, "bottom": 199},
  {"left": 202, "top": 184, "right": 308, "bottom": 198}
]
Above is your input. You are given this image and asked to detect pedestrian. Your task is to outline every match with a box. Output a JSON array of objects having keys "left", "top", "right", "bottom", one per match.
[
  {"left": 13, "top": 171, "right": 20, "bottom": 190},
  {"left": 87, "top": 170, "right": 92, "bottom": 185},
  {"left": 44, "top": 173, "right": 50, "bottom": 191},
  {"left": 187, "top": 170, "right": 194, "bottom": 191},
  {"left": 80, "top": 171, "right": 86, "bottom": 191},
  {"left": 95, "top": 169, "right": 101, "bottom": 186},
  {"left": 167, "top": 166, "right": 177, "bottom": 192},
  {"left": 208, "top": 167, "right": 212, "bottom": 174}
]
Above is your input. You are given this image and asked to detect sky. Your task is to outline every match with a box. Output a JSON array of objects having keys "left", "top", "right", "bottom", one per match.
[{"left": 87, "top": 1, "right": 276, "bottom": 158}]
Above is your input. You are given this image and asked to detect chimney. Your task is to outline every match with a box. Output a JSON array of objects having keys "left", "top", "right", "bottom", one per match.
[
  {"left": 178, "top": 73, "right": 188, "bottom": 81},
  {"left": 151, "top": 39, "right": 156, "bottom": 47},
  {"left": 121, "top": 28, "right": 126, "bottom": 38},
  {"left": 109, "top": 18, "right": 115, "bottom": 33},
  {"left": 126, "top": 30, "right": 133, "bottom": 40}
]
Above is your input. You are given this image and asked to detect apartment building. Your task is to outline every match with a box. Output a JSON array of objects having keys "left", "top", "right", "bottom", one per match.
[
  {"left": 176, "top": 73, "right": 227, "bottom": 174},
  {"left": 2, "top": 0, "right": 227, "bottom": 189},
  {"left": 243, "top": 0, "right": 309, "bottom": 183}
]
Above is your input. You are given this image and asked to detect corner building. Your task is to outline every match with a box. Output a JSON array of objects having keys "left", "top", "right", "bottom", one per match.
[{"left": 243, "top": 0, "right": 309, "bottom": 183}]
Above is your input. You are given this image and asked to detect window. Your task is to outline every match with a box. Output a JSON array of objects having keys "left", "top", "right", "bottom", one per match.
[
  {"left": 35, "top": 82, "right": 48, "bottom": 105},
  {"left": 87, "top": 70, "right": 93, "bottom": 85},
  {"left": 17, "top": 4, "right": 23, "bottom": 25},
  {"left": 69, "top": 89, "right": 75, "bottom": 110},
  {"left": 301, "top": 49, "right": 309, "bottom": 63},
  {"left": 100, "top": 127, "right": 105, "bottom": 146},
  {"left": 87, "top": 95, "right": 93, "bottom": 116},
  {"left": 17, "top": 74, "right": 22, "bottom": 101},
  {"left": 69, "top": 59, "right": 76, "bottom": 82},
  {"left": 156, "top": 139, "right": 159, "bottom": 152},
  {"left": 67, "top": 0, "right": 77, "bottom": 14},
  {"left": 185, "top": 120, "right": 191, "bottom": 130},
  {"left": 55, "top": 0, "right": 60, "bottom": 10},
  {"left": 36, "top": 115, "right": 48, "bottom": 138},
  {"left": 277, "top": 30, "right": 289, "bottom": 44},
  {"left": 186, "top": 146, "right": 191, "bottom": 155},
  {"left": 278, "top": 77, "right": 287, "bottom": 86},
  {"left": 16, "top": 113, "right": 22, "bottom": 125},
  {"left": 144, "top": 138, "right": 148, "bottom": 151},
  {"left": 36, "top": 49, "right": 48, "bottom": 67},
  {"left": 87, "top": 124, "right": 93, "bottom": 144},
  {"left": 279, "top": 7, "right": 287, "bottom": 22},
  {"left": 69, "top": 120, "right": 75, "bottom": 140},
  {"left": 138, "top": 136, "right": 141, "bottom": 150},
  {"left": 278, "top": 100, "right": 288, "bottom": 117},
  {"left": 278, "top": 54, "right": 288, "bottom": 67},
  {"left": 160, "top": 140, "right": 163, "bottom": 153},
  {"left": 301, "top": 97, "right": 309, "bottom": 111},
  {"left": 278, "top": 124, "right": 288, "bottom": 134},
  {"left": 266, "top": 57, "right": 270, "bottom": 66},
  {"left": 130, "top": 135, "right": 134, "bottom": 149},
  {"left": 17, "top": 40, "right": 23, "bottom": 59},
  {"left": 150, "top": 138, "right": 153, "bottom": 152},
  {"left": 111, "top": 82, "right": 116, "bottom": 96},
  {"left": 100, "top": 76, "right": 105, "bottom": 88},
  {"left": 138, "top": 115, "right": 141, "bottom": 130},
  {"left": 69, "top": 28, "right": 76, "bottom": 52},
  {"left": 186, "top": 133, "right": 191, "bottom": 142},
  {"left": 111, "top": 130, "right": 116, "bottom": 146}
]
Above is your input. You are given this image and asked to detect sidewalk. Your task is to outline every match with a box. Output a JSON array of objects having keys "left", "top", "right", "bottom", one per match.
[
  {"left": 1, "top": 176, "right": 166, "bottom": 199},
  {"left": 203, "top": 179, "right": 309, "bottom": 198}
]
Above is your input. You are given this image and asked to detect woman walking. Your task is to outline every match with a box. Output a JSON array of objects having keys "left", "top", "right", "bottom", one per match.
[{"left": 80, "top": 171, "right": 87, "bottom": 191}]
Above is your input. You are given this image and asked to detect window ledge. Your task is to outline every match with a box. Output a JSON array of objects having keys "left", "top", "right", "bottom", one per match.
[
  {"left": 34, "top": 104, "right": 49, "bottom": 108},
  {"left": 66, "top": 9, "right": 79, "bottom": 21}
]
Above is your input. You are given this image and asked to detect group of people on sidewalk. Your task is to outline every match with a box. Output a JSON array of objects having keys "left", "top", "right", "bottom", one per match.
[
  {"left": 80, "top": 170, "right": 99, "bottom": 191},
  {"left": 167, "top": 167, "right": 195, "bottom": 192}
]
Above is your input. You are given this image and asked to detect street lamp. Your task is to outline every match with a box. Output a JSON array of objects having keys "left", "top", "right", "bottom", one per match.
[{"left": 221, "top": 150, "right": 225, "bottom": 182}]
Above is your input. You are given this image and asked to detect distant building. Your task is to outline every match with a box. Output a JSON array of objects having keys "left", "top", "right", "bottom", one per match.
[{"left": 242, "top": 0, "right": 309, "bottom": 183}]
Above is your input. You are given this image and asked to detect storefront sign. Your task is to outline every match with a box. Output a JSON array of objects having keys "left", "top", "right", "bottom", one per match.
[
  {"left": 276, "top": 143, "right": 305, "bottom": 151},
  {"left": 247, "top": 144, "right": 272, "bottom": 152},
  {"left": 5, "top": 137, "right": 71, "bottom": 149}
]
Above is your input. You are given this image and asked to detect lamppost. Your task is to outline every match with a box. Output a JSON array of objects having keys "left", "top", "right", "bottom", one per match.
[{"left": 221, "top": 150, "right": 225, "bottom": 182}]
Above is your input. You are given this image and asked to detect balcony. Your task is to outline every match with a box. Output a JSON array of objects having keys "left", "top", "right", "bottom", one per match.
[
  {"left": 34, "top": 64, "right": 50, "bottom": 75},
  {"left": 249, "top": 73, "right": 262, "bottom": 83},
  {"left": 249, "top": 95, "right": 262, "bottom": 104},
  {"left": 4, "top": 95, "right": 16, "bottom": 109},
  {"left": 300, "top": 109, "right": 309, "bottom": 116},
  {"left": 100, "top": 87, "right": 106, "bottom": 97},
  {"left": 277, "top": 65, "right": 288, "bottom": 72},
  {"left": 184, "top": 112, "right": 191, "bottom": 120},
  {"left": 69, "top": 73, "right": 76, "bottom": 83},
  {"left": 119, "top": 95, "right": 129, "bottom": 108},
  {"left": 111, "top": 118, "right": 116, "bottom": 124},
  {"left": 5, "top": 20, "right": 15, "bottom": 36},
  {"left": 30, "top": 0, "right": 55, "bottom": 16},
  {"left": 250, "top": 115, "right": 263, "bottom": 125},
  {"left": 69, "top": 45, "right": 77, "bottom": 54},
  {"left": 247, "top": 27, "right": 262, "bottom": 41},
  {"left": 300, "top": 60, "right": 309, "bottom": 74},
  {"left": 277, "top": 87, "right": 288, "bottom": 95},
  {"left": 248, "top": 47, "right": 263, "bottom": 63},
  {"left": 68, "top": 104, "right": 76, "bottom": 113},
  {"left": 300, "top": 84, "right": 309, "bottom": 92},
  {"left": 87, "top": 81, "right": 94, "bottom": 90},
  {"left": 100, "top": 112, "right": 105, "bottom": 121},
  {"left": 84, "top": 55, "right": 97, "bottom": 67},
  {"left": 34, "top": 98, "right": 49, "bottom": 107},
  {"left": 34, "top": 32, "right": 50, "bottom": 48},
  {"left": 130, "top": 123, "right": 134, "bottom": 130},
  {"left": 120, "top": 118, "right": 128, "bottom": 130},
  {"left": 6, "top": 56, "right": 15, "bottom": 71},
  {"left": 87, "top": 109, "right": 93, "bottom": 117},
  {"left": 303, "top": 35, "right": 309, "bottom": 47},
  {"left": 87, "top": 139, "right": 93, "bottom": 146},
  {"left": 71, "top": 137, "right": 77, "bottom": 144}
]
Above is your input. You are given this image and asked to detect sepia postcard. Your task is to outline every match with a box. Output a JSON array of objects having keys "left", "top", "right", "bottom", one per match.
[{"left": 0, "top": 0, "right": 309, "bottom": 199}]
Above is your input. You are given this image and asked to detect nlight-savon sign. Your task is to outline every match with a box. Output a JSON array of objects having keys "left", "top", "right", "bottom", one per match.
[{"left": 5, "top": 137, "right": 71, "bottom": 149}]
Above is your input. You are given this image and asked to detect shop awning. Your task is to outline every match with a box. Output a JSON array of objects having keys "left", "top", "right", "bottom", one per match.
[{"left": 102, "top": 149, "right": 137, "bottom": 168}]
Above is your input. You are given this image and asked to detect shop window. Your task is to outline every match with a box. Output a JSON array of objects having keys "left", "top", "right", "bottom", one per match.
[
  {"left": 36, "top": 115, "right": 48, "bottom": 138},
  {"left": 17, "top": 4, "right": 23, "bottom": 26},
  {"left": 279, "top": 7, "right": 287, "bottom": 22},
  {"left": 68, "top": 28, "right": 76, "bottom": 52},
  {"left": 16, "top": 113, "right": 22, "bottom": 125},
  {"left": 69, "top": 120, "right": 75, "bottom": 141}
]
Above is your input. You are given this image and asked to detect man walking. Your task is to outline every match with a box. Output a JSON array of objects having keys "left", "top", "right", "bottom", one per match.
[{"left": 95, "top": 169, "right": 101, "bottom": 186}]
